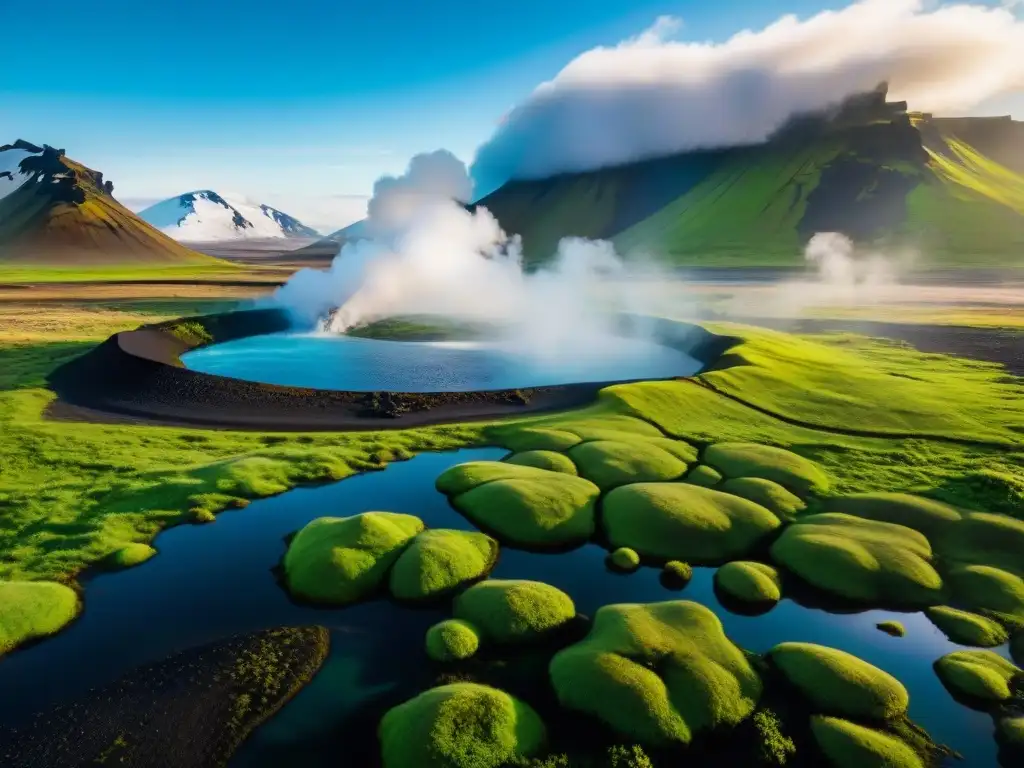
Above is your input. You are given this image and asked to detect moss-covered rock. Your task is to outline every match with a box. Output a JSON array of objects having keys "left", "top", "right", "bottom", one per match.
[
  {"left": 704, "top": 443, "right": 829, "bottom": 495},
  {"left": 389, "top": 529, "right": 497, "bottom": 602},
  {"left": 684, "top": 464, "right": 723, "bottom": 488},
  {"left": 721, "top": 477, "right": 806, "bottom": 521},
  {"left": 996, "top": 716, "right": 1024, "bottom": 767},
  {"left": 945, "top": 564, "right": 1024, "bottom": 626},
  {"left": 106, "top": 543, "right": 157, "bottom": 569},
  {"left": 282, "top": 512, "right": 424, "bottom": 605},
  {"left": 494, "top": 426, "right": 582, "bottom": 453},
  {"left": 770, "top": 642, "right": 909, "bottom": 719},
  {"left": 425, "top": 620, "right": 480, "bottom": 662},
  {"left": 876, "top": 621, "right": 906, "bottom": 638},
  {"left": 454, "top": 580, "right": 575, "bottom": 644},
  {"left": 505, "top": 450, "right": 578, "bottom": 475},
  {"left": 0, "top": 580, "right": 80, "bottom": 656},
  {"left": 715, "top": 562, "right": 782, "bottom": 605},
  {"left": 379, "top": 683, "right": 546, "bottom": 768},
  {"left": 607, "top": 547, "right": 641, "bottom": 572},
  {"left": 603, "top": 483, "right": 781, "bottom": 564},
  {"left": 770, "top": 513, "right": 943, "bottom": 606},
  {"left": 810, "top": 716, "right": 924, "bottom": 768},
  {"left": 925, "top": 606, "right": 1009, "bottom": 648},
  {"left": 660, "top": 561, "right": 693, "bottom": 590},
  {"left": 438, "top": 462, "right": 599, "bottom": 548},
  {"left": 549, "top": 601, "right": 761, "bottom": 746},
  {"left": 934, "top": 650, "right": 1021, "bottom": 703},
  {"left": 568, "top": 440, "right": 689, "bottom": 490},
  {"left": 825, "top": 493, "right": 961, "bottom": 539}
]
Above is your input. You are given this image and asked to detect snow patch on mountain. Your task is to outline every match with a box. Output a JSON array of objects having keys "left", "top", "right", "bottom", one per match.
[
  {"left": 0, "top": 145, "right": 40, "bottom": 200},
  {"left": 138, "top": 190, "right": 319, "bottom": 241}
]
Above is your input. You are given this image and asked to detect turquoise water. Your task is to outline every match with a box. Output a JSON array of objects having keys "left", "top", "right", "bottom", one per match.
[
  {"left": 0, "top": 449, "right": 1003, "bottom": 766},
  {"left": 181, "top": 333, "right": 702, "bottom": 392}
]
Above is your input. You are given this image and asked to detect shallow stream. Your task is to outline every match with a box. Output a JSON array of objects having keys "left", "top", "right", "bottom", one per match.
[{"left": 0, "top": 449, "right": 1004, "bottom": 766}]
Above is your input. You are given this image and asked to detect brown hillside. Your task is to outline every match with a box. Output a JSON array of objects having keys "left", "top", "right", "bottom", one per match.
[{"left": 0, "top": 142, "right": 218, "bottom": 265}]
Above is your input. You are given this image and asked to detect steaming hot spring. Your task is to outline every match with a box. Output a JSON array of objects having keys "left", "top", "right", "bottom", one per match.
[{"left": 181, "top": 311, "right": 702, "bottom": 392}]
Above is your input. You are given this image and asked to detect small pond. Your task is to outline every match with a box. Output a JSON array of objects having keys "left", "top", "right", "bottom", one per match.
[
  {"left": 180, "top": 333, "right": 702, "bottom": 391},
  {"left": 0, "top": 449, "right": 1003, "bottom": 766}
]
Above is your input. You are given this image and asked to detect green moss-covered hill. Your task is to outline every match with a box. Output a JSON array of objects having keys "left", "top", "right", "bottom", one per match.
[
  {"left": 0, "top": 140, "right": 219, "bottom": 265},
  {"left": 475, "top": 92, "right": 1024, "bottom": 268}
]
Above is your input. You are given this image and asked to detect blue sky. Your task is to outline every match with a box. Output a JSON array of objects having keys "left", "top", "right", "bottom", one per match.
[{"left": 1, "top": 0, "right": 1020, "bottom": 232}]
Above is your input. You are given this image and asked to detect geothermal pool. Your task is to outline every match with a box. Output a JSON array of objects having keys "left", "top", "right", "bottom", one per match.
[{"left": 181, "top": 332, "right": 702, "bottom": 391}]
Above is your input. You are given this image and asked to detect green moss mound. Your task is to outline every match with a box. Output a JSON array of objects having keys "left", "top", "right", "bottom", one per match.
[
  {"left": 282, "top": 512, "right": 424, "bottom": 605},
  {"left": 603, "top": 483, "right": 781, "bottom": 564},
  {"left": 721, "top": 477, "right": 806, "bottom": 521},
  {"left": 425, "top": 620, "right": 480, "bottom": 662},
  {"left": 660, "top": 560, "right": 693, "bottom": 590},
  {"left": 940, "top": 512, "right": 1024, "bottom": 579},
  {"left": 608, "top": 547, "right": 641, "bottom": 572},
  {"left": 876, "top": 621, "right": 906, "bottom": 638},
  {"left": 568, "top": 440, "right": 689, "bottom": 490},
  {"left": 946, "top": 564, "right": 1024, "bottom": 625},
  {"left": 454, "top": 579, "right": 575, "bottom": 644},
  {"left": 549, "top": 600, "right": 762, "bottom": 746},
  {"left": 925, "top": 606, "right": 1009, "bottom": 648},
  {"left": 825, "top": 493, "right": 962, "bottom": 539},
  {"left": 997, "top": 717, "right": 1024, "bottom": 766},
  {"left": 494, "top": 426, "right": 582, "bottom": 453},
  {"left": 439, "top": 462, "right": 599, "bottom": 548},
  {"left": 715, "top": 561, "right": 782, "bottom": 605},
  {"left": 379, "top": 682, "right": 546, "bottom": 768},
  {"left": 505, "top": 450, "right": 578, "bottom": 475},
  {"left": 770, "top": 513, "right": 943, "bottom": 606},
  {"left": 770, "top": 642, "right": 909, "bottom": 719},
  {"left": 107, "top": 543, "right": 157, "bottom": 568},
  {"left": 0, "top": 580, "right": 80, "bottom": 656},
  {"left": 644, "top": 438, "right": 699, "bottom": 464},
  {"left": 934, "top": 650, "right": 1020, "bottom": 702},
  {"left": 389, "top": 529, "right": 497, "bottom": 602},
  {"left": 810, "top": 716, "right": 924, "bottom": 768},
  {"left": 684, "top": 464, "right": 722, "bottom": 488},
  {"left": 704, "top": 443, "right": 829, "bottom": 495}
]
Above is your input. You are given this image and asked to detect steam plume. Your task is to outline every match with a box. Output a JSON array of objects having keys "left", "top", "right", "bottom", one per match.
[{"left": 472, "top": 0, "right": 1024, "bottom": 188}]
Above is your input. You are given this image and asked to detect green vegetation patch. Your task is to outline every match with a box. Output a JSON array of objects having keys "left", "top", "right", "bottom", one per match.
[
  {"left": 945, "top": 564, "right": 1024, "bottom": 629},
  {"left": 704, "top": 442, "right": 829, "bottom": 496},
  {"left": 389, "top": 529, "right": 497, "bottom": 602},
  {"left": 997, "top": 717, "right": 1024, "bottom": 766},
  {"left": 603, "top": 483, "right": 781, "bottom": 564},
  {"left": 493, "top": 427, "right": 582, "bottom": 453},
  {"left": 0, "top": 580, "right": 81, "bottom": 656},
  {"left": 439, "top": 462, "right": 599, "bottom": 548},
  {"left": 549, "top": 600, "right": 761, "bottom": 745},
  {"left": 505, "top": 450, "right": 578, "bottom": 475},
  {"left": 938, "top": 512, "right": 1024, "bottom": 582},
  {"left": 877, "top": 620, "right": 906, "bottom": 638},
  {"left": 281, "top": 512, "right": 424, "bottom": 605},
  {"left": 568, "top": 439, "right": 689, "bottom": 490},
  {"left": 684, "top": 464, "right": 722, "bottom": 488},
  {"left": 379, "top": 682, "right": 547, "bottom": 768},
  {"left": 770, "top": 642, "right": 909, "bottom": 719},
  {"left": 425, "top": 619, "right": 480, "bottom": 662},
  {"left": 106, "top": 543, "right": 157, "bottom": 569},
  {"left": 770, "top": 513, "right": 943, "bottom": 606},
  {"left": 720, "top": 477, "right": 806, "bottom": 521},
  {"left": 453, "top": 579, "right": 575, "bottom": 644},
  {"left": 934, "top": 650, "right": 1021, "bottom": 703},
  {"left": 810, "top": 716, "right": 924, "bottom": 768},
  {"left": 715, "top": 561, "right": 782, "bottom": 605},
  {"left": 165, "top": 319, "right": 213, "bottom": 346},
  {"left": 824, "top": 493, "right": 962, "bottom": 539},
  {"left": 607, "top": 547, "right": 641, "bottom": 572},
  {"left": 925, "top": 606, "right": 1009, "bottom": 648},
  {"left": 660, "top": 561, "right": 693, "bottom": 590}
]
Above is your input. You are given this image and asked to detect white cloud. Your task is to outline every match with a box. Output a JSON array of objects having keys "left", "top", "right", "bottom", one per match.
[{"left": 472, "top": 0, "right": 1024, "bottom": 185}]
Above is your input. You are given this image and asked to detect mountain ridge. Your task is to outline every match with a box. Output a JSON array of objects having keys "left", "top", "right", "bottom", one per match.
[{"left": 138, "top": 191, "right": 319, "bottom": 242}]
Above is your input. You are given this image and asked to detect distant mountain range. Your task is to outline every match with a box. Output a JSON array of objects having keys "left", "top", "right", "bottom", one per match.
[
  {"left": 0, "top": 140, "right": 214, "bottom": 265},
  {"left": 137, "top": 190, "right": 319, "bottom": 242},
  {"left": 474, "top": 88, "right": 1024, "bottom": 267}
]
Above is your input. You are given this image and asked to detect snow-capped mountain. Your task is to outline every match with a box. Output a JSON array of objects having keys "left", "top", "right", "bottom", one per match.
[
  {"left": 0, "top": 140, "right": 43, "bottom": 201},
  {"left": 137, "top": 190, "right": 319, "bottom": 241}
]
